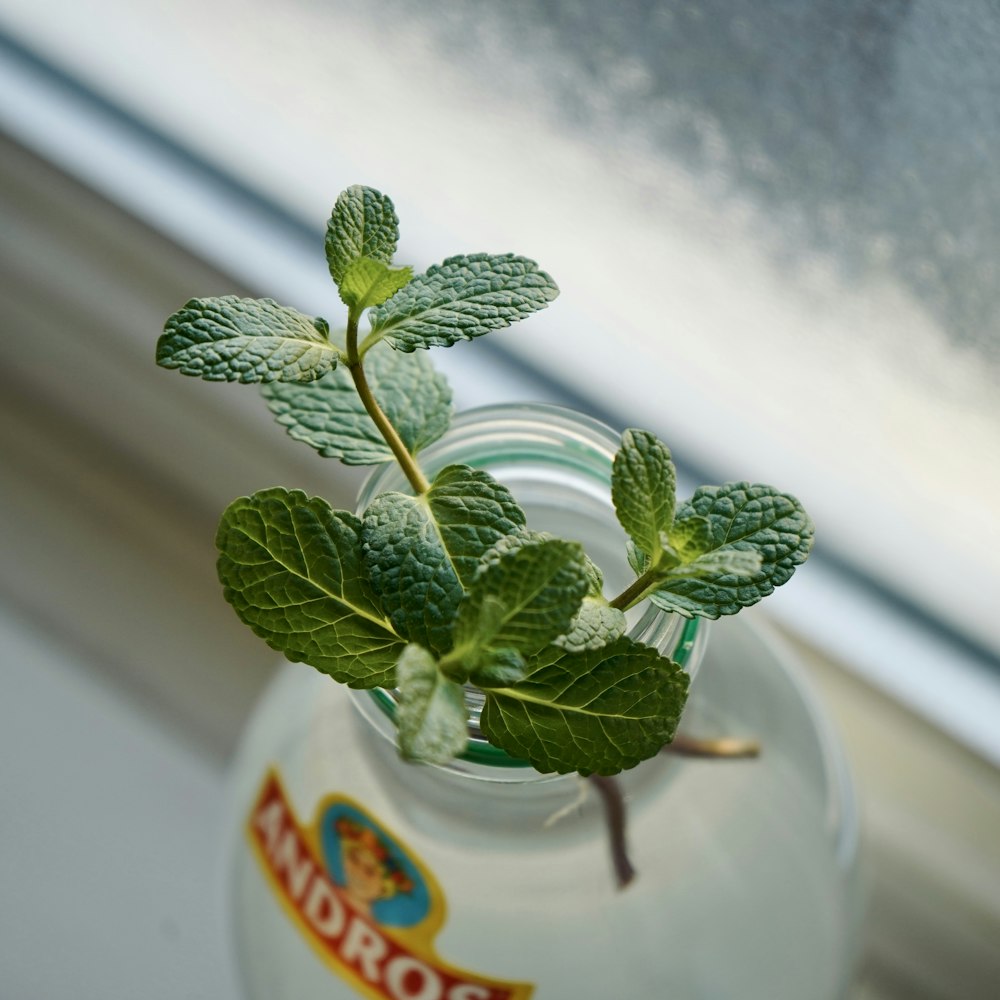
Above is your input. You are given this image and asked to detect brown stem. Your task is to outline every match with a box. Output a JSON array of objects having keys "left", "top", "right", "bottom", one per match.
[{"left": 587, "top": 775, "right": 635, "bottom": 890}]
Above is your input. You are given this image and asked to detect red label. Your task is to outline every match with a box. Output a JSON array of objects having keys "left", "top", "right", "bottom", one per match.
[{"left": 248, "top": 772, "right": 533, "bottom": 1000}]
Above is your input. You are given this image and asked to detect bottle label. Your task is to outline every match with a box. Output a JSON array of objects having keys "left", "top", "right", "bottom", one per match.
[{"left": 247, "top": 769, "right": 534, "bottom": 1000}]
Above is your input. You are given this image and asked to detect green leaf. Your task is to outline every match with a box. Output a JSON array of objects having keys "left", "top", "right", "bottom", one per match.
[
  {"left": 479, "top": 638, "right": 689, "bottom": 775},
  {"left": 582, "top": 554, "right": 606, "bottom": 597},
  {"left": 326, "top": 186, "right": 399, "bottom": 286},
  {"left": 552, "top": 549, "right": 626, "bottom": 651},
  {"left": 395, "top": 644, "right": 469, "bottom": 764},
  {"left": 361, "top": 465, "right": 526, "bottom": 653},
  {"left": 339, "top": 258, "right": 413, "bottom": 313},
  {"left": 555, "top": 596, "right": 627, "bottom": 653},
  {"left": 367, "top": 253, "right": 559, "bottom": 352},
  {"left": 261, "top": 341, "right": 453, "bottom": 465},
  {"left": 648, "top": 482, "right": 814, "bottom": 619},
  {"left": 453, "top": 533, "right": 620, "bottom": 656},
  {"left": 668, "top": 514, "right": 713, "bottom": 561},
  {"left": 158, "top": 297, "right": 336, "bottom": 383},
  {"left": 451, "top": 537, "right": 590, "bottom": 662},
  {"left": 612, "top": 429, "right": 677, "bottom": 559},
  {"left": 669, "top": 548, "right": 763, "bottom": 579},
  {"left": 216, "top": 488, "right": 403, "bottom": 687},
  {"left": 626, "top": 537, "right": 646, "bottom": 578},
  {"left": 467, "top": 648, "right": 527, "bottom": 687}
]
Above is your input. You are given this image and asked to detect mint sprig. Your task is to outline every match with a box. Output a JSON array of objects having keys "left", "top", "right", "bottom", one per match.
[
  {"left": 607, "top": 428, "right": 812, "bottom": 618},
  {"left": 645, "top": 483, "right": 814, "bottom": 619},
  {"left": 157, "top": 183, "right": 814, "bottom": 777}
]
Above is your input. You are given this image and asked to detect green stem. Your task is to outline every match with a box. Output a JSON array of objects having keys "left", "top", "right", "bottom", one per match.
[
  {"left": 607, "top": 567, "right": 662, "bottom": 612},
  {"left": 346, "top": 314, "right": 430, "bottom": 495}
]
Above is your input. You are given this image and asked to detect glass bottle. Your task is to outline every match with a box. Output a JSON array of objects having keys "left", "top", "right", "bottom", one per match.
[{"left": 226, "top": 403, "right": 863, "bottom": 1000}]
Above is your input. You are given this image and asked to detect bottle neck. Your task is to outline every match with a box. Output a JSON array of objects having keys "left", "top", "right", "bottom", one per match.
[
  {"left": 348, "top": 683, "right": 682, "bottom": 835},
  {"left": 354, "top": 402, "right": 705, "bottom": 782}
]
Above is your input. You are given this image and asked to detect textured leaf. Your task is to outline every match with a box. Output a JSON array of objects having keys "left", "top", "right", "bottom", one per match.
[
  {"left": 216, "top": 488, "right": 403, "bottom": 687},
  {"left": 339, "top": 258, "right": 413, "bottom": 312},
  {"left": 326, "top": 186, "right": 399, "bottom": 286},
  {"left": 367, "top": 253, "right": 559, "bottom": 352},
  {"left": 395, "top": 644, "right": 469, "bottom": 764},
  {"left": 452, "top": 537, "right": 589, "bottom": 659},
  {"left": 669, "top": 548, "right": 763, "bottom": 579},
  {"left": 467, "top": 648, "right": 528, "bottom": 687},
  {"left": 361, "top": 465, "right": 526, "bottom": 653},
  {"left": 612, "top": 429, "right": 677, "bottom": 558},
  {"left": 583, "top": 554, "right": 606, "bottom": 596},
  {"left": 649, "top": 482, "right": 814, "bottom": 619},
  {"left": 479, "top": 638, "right": 689, "bottom": 775},
  {"left": 626, "top": 537, "right": 646, "bottom": 578},
  {"left": 555, "top": 597, "right": 627, "bottom": 653},
  {"left": 455, "top": 532, "right": 618, "bottom": 657},
  {"left": 261, "top": 341, "right": 453, "bottom": 465},
  {"left": 668, "top": 514, "right": 713, "bottom": 561},
  {"left": 158, "top": 297, "right": 336, "bottom": 383}
]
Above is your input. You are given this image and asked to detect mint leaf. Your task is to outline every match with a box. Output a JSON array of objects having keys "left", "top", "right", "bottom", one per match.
[
  {"left": 479, "top": 638, "right": 689, "bottom": 775},
  {"left": 158, "top": 297, "right": 336, "bottom": 383},
  {"left": 668, "top": 514, "right": 713, "bottom": 560},
  {"left": 361, "top": 465, "right": 527, "bottom": 653},
  {"left": 451, "top": 537, "right": 589, "bottom": 665},
  {"left": 367, "top": 253, "right": 559, "bottom": 352},
  {"left": 261, "top": 341, "right": 453, "bottom": 465},
  {"left": 326, "top": 186, "right": 399, "bottom": 286},
  {"left": 555, "top": 597, "right": 627, "bottom": 653},
  {"left": 648, "top": 482, "right": 814, "bottom": 619},
  {"left": 339, "top": 258, "right": 413, "bottom": 313},
  {"left": 451, "top": 532, "right": 620, "bottom": 656},
  {"left": 467, "top": 648, "right": 527, "bottom": 687},
  {"left": 554, "top": 550, "right": 627, "bottom": 652},
  {"left": 395, "top": 644, "right": 469, "bottom": 764},
  {"left": 625, "top": 538, "right": 646, "bottom": 578},
  {"left": 216, "top": 488, "right": 403, "bottom": 687},
  {"left": 612, "top": 429, "right": 676, "bottom": 559},
  {"left": 669, "top": 548, "right": 763, "bottom": 579},
  {"left": 582, "top": 553, "right": 606, "bottom": 596}
]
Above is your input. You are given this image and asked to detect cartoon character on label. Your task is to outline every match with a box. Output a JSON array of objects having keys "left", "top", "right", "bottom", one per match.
[
  {"left": 323, "top": 803, "right": 432, "bottom": 929},
  {"left": 336, "top": 817, "right": 413, "bottom": 919}
]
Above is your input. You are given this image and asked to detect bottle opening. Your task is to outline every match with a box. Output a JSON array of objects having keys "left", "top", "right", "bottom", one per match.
[{"left": 356, "top": 403, "right": 706, "bottom": 771}]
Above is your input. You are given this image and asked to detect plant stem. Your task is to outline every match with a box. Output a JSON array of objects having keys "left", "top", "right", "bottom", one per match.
[
  {"left": 608, "top": 566, "right": 662, "bottom": 611},
  {"left": 346, "top": 315, "right": 430, "bottom": 495},
  {"left": 665, "top": 734, "right": 761, "bottom": 758},
  {"left": 587, "top": 775, "right": 635, "bottom": 889}
]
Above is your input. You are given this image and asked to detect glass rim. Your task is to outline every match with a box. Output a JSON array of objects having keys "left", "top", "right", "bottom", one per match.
[{"left": 359, "top": 400, "right": 705, "bottom": 770}]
